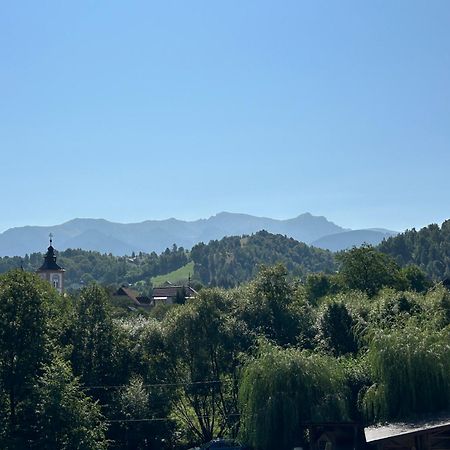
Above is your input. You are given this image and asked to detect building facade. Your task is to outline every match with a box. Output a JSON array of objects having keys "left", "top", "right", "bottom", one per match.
[{"left": 36, "top": 236, "right": 65, "bottom": 294}]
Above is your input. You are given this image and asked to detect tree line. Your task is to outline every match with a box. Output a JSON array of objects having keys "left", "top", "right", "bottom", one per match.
[
  {"left": 0, "top": 221, "right": 448, "bottom": 293},
  {"left": 0, "top": 245, "right": 189, "bottom": 293},
  {"left": 379, "top": 219, "right": 450, "bottom": 280},
  {"left": 1, "top": 244, "right": 449, "bottom": 449}
]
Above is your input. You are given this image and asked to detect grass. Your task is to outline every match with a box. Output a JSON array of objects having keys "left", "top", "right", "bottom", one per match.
[{"left": 151, "top": 261, "right": 195, "bottom": 287}]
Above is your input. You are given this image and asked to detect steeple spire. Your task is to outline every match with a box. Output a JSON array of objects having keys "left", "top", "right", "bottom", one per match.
[
  {"left": 37, "top": 236, "right": 65, "bottom": 294},
  {"left": 39, "top": 236, "right": 63, "bottom": 271}
]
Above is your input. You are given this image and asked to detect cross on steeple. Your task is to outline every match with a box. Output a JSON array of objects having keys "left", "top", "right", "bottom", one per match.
[{"left": 49, "top": 233, "right": 53, "bottom": 246}]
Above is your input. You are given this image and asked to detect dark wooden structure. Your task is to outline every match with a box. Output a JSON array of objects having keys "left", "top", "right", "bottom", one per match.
[
  {"left": 308, "top": 422, "right": 365, "bottom": 450},
  {"left": 300, "top": 416, "right": 450, "bottom": 450},
  {"left": 152, "top": 282, "right": 197, "bottom": 305},
  {"left": 112, "top": 282, "right": 197, "bottom": 308}
]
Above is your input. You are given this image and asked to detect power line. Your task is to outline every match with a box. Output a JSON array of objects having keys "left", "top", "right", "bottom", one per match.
[
  {"left": 105, "top": 413, "right": 241, "bottom": 424},
  {"left": 85, "top": 379, "right": 234, "bottom": 390}
]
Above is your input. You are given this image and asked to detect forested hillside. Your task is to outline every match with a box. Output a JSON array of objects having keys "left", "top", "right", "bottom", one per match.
[
  {"left": 0, "top": 231, "right": 336, "bottom": 290},
  {"left": 379, "top": 220, "right": 450, "bottom": 280},
  {"left": 190, "top": 230, "right": 336, "bottom": 287},
  {"left": 0, "top": 246, "right": 189, "bottom": 292}
]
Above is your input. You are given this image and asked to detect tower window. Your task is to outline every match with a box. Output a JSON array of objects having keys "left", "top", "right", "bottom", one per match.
[{"left": 52, "top": 274, "right": 60, "bottom": 289}]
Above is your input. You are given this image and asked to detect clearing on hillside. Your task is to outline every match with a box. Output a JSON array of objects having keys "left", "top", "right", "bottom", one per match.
[{"left": 151, "top": 261, "right": 194, "bottom": 286}]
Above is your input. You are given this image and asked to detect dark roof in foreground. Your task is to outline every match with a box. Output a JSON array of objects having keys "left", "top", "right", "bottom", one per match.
[
  {"left": 113, "top": 286, "right": 151, "bottom": 306},
  {"left": 365, "top": 415, "right": 450, "bottom": 443},
  {"left": 152, "top": 285, "right": 197, "bottom": 298},
  {"left": 114, "top": 286, "right": 139, "bottom": 303}
]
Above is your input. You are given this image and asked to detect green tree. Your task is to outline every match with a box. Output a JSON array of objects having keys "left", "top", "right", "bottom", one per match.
[
  {"left": 0, "top": 270, "right": 56, "bottom": 445},
  {"left": 318, "top": 302, "right": 358, "bottom": 356},
  {"left": 400, "top": 265, "right": 431, "bottom": 292},
  {"left": 236, "top": 264, "right": 300, "bottom": 346},
  {"left": 71, "top": 284, "right": 120, "bottom": 386},
  {"left": 35, "top": 354, "right": 107, "bottom": 450},
  {"left": 304, "top": 272, "right": 336, "bottom": 304},
  {"left": 165, "top": 289, "right": 249, "bottom": 443},
  {"left": 174, "top": 286, "right": 187, "bottom": 305},
  {"left": 117, "top": 375, "right": 152, "bottom": 450},
  {"left": 337, "top": 245, "right": 403, "bottom": 296},
  {"left": 363, "top": 326, "right": 450, "bottom": 422},
  {"left": 70, "top": 282, "right": 132, "bottom": 434},
  {"left": 110, "top": 318, "right": 176, "bottom": 449},
  {"left": 239, "top": 342, "right": 349, "bottom": 450}
]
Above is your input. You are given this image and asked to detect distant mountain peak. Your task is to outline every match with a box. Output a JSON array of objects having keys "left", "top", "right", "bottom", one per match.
[{"left": 0, "top": 212, "right": 393, "bottom": 257}]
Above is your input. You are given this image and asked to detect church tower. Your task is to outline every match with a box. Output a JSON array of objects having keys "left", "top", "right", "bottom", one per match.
[{"left": 37, "top": 234, "right": 65, "bottom": 294}]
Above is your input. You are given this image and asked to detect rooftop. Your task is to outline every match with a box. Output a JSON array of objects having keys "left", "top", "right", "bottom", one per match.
[
  {"left": 38, "top": 244, "right": 64, "bottom": 271},
  {"left": 365, "top": 415, "right": 450, "bottom": 443},
  {"left": 152, "top": 285, "right": 197, "bottom": 298}
]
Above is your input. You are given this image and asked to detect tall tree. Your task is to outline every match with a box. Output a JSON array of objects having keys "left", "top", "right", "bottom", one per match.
[
  {"left": 0, "top": 270, "right": 56, "bottom": 445},
  {"left": 236, "top": 264, "right": 301, "bottom": 346},
  {"left": 35, "top": 354, "right": 107, "bottom": 450},
  {"left": 71, "top": 284, "right": 126, "bottom": 389},
  {"left": 164, "top": 289, "right": 249, "bottom": 443},
  {"left": 318, "top": 302, "right": 358, "bottom": 356}
]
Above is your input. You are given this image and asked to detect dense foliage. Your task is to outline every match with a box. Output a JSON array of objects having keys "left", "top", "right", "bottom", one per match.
[
  {"left": 0, "top": 240, "right": 448, "bottom": 449},
  {"left": 379, "top": 220, "right": 450, "bottom": 280},
  {"left": 363, "top": 326, "right": 450, "bottom": 421},
  {"left": 0, "top": 271, "right": 107, "bottom": 449}
]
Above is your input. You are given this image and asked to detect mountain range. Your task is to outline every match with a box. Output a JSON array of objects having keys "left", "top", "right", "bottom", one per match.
[{"left": 0, "top": 212, "right": 397, "bottom": 256}]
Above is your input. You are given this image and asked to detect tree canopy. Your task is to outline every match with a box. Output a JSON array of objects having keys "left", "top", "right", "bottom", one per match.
[
  {"left": 379, "top": 220, "right": 450, "bottom": 280},
  {"left": 0, "top": 223, "right": 448, "bottom": 449}
]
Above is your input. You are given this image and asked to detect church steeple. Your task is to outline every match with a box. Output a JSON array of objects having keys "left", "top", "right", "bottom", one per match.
[{"left": 37, "top": 234, "right": 65, "bottom": 293}]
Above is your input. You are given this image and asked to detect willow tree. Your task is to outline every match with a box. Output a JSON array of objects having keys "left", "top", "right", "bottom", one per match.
[
  {"left": 363, "top": 326, "right": 450, "bottom": 422},
  {"left": 239, "top": 342, "right": 349, "bottom": 450}
]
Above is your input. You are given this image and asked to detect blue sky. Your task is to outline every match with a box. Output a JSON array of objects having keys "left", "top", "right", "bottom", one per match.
[{"left": 1, "top": 1, "right": 449, "bottom": 232}]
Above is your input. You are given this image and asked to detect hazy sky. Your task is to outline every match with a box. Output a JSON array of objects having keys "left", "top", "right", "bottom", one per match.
[{"left": 1, "top": 1, "right": 449, "bottom": 233}]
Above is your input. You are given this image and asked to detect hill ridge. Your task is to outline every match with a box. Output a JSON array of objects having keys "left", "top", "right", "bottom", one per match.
[{"left": 0, "top": 212, "right": 396, "bottom": 257}]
